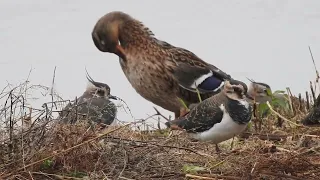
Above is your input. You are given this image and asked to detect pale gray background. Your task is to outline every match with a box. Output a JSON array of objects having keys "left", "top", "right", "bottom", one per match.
[{"left": 1, "top": 0, "right": 320, "bottom": 125}]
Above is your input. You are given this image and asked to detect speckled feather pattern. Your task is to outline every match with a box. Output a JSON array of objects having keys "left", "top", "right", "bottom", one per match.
[
  {"left": 166, "top": 90, "right": 253, "bottom": 134},
  {"left": 170, "top": 91, "right": 228, "bottom": 133},
  {"left": 115, "top": 16, "right": 232, "bottom": 114}
]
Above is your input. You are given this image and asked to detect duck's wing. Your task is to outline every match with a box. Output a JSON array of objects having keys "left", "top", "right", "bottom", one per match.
[
  {"left": 166, "top": 45, "right": 232, "bottom": 94},
  {"left": 165, "top": 93, "right": 227, "bottom": 133}
]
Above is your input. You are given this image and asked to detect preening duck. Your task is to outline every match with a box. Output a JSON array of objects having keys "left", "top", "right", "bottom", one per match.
[{"left": 91, "top": 11, "right": 246, "bottom": 118}]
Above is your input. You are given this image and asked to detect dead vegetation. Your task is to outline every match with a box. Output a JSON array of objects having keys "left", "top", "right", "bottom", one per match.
[
  {"left": 0, "top": 76, "right": 319, "bottom": 180},
  {"left": 2, "top": 47, "right": 320, "bottom": 180}
]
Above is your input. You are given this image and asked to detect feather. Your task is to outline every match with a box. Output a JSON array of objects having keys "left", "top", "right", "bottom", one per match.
[
  {"left": 166, "top": 92, "right": 226, "bottom": 133},
  {"left": 173, "top": 62, "right": 230, "bottom": 93}
]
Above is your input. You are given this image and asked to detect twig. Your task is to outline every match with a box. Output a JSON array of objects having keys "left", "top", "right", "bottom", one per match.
[
  {"left": 106, "top": 136, "right": 207, "bottom": 157},
  {"left": 50, "top": 66, "right": 57, "bottom": 115},
  {"left": 310, "top": 81, "right": 316, "bottom": 105},
  {"left": 239, "top": 132, "right": 287, "bottom": 141},
  {"left": 153, "top": 107, "right": 170, "bottom": 122},
  {"left": 185, "top": 174, "right": 241, "bottom": 180},
  {"left": 298, "top": 93, "right": 303, "bottom": 112},
  {"left": 119, "top": 176, "right": 134, "bottom": 180},
  {"left": 28, "top": 171, "right": 34, "bottom": 180},
  {"left": 309, "top": 46, "right": 320, "bottom": 83},
  {"left": 306, "top": 91, "right": 310, "bottom": 110},
  {"left": 260, "top": 171, "right": 308, "bottom": 180},
  {"left": 31, "top": 172, "right": 83, "bottom": 180},
  {"left": 286, "top": 87, "right": 294, "bottom": 115},
  {"left": 266, "top": 101, "right": 301, "bottom": 127}
]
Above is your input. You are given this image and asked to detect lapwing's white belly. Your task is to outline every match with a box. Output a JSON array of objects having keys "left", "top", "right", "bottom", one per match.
[{"left": 190, "top": 104, "right": 248, "bottom": 144}]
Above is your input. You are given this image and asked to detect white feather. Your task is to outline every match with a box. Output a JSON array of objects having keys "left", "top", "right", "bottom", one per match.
[
  {"left": 86, "top": 81, "right": 96, "bottom": 91},
  {"left": 238, "top": 99, "right": 250, "bottom": 109},
  {"left": 190, "top": 104, "right": 247, "bottom": 144},
  {"left": 191, "top": 71, "right": 213, "bottom": 88},
  {"left": 214, "top": 81, "right": 225, "bottom": 92}
]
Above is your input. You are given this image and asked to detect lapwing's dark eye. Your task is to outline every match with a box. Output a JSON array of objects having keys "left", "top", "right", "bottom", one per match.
[{"left": 96, "top": 89, "right": 105, "bottom": 96}]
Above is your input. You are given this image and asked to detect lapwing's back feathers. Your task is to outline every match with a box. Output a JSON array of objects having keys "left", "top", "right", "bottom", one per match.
[{"left": 165, "top": 91, "right": 227, "bottom": 133}]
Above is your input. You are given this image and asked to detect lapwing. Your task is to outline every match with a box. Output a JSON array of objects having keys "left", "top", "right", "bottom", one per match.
[
  {"left": 59, "top": 71, "right": 118, "bottom": 127},
  {"left": 165, "top": 80, "right": 253, "bottom": 152},
  {"left": 246, "top": 81, "right": 272, "bottom": 104}
]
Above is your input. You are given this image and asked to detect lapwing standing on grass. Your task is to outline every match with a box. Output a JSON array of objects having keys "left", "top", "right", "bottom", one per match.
[
  {"left": 91, "top": 11, "right": 248, "bottom": 118},
  {"left": 165, "top": 80, "right": 253, "bottom": 152},
  {"left": 59, "top": 71, "right": 118, "bottom": 127}
]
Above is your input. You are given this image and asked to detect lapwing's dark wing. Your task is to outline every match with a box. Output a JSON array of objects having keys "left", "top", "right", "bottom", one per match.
[{"left": 165, "top": 92, "right": 227, "bottom": 133}]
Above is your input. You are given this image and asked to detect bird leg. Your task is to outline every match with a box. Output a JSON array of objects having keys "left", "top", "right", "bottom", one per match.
[
  {"left": 230, "top": 136, "right": 235, "bottom": 150},
  {"left": 179, "top": 107, "right": 189, "bottom": 117},
  {"left": 215, "top": 144, "right": 221, "bottom": 153}
]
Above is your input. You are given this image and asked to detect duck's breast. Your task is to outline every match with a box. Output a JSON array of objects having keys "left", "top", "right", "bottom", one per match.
[{"left": 120, "top": 54, "right": 180, "bottom": 112}]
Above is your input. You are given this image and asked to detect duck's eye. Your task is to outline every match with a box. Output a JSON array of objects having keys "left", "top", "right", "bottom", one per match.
[{"left": 101, "top": 40, "right": 105, "bottom": 45}]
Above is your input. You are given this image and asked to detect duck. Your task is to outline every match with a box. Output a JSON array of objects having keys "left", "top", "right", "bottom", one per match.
[
  {"left": 165, "top": 80, "right": 253, "bottom": 152},
  {"left": 59, "top": 71, "right": 118, "bottom": 126},
  {"left": 91, "top": 11, "right": 247, "bottom": 118}
]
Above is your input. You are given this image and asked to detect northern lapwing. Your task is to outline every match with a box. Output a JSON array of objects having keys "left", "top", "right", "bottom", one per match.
[
  {"left": 59, "top": 71, "right": 118, "bottom": 127},
  {"left": 165, "top": 80, "right": 253, "bottom": 152}
]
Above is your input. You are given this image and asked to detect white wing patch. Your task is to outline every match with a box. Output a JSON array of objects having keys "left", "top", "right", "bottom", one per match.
[
  {"left": 214, "top": 81, "right": 225, "bottom": 92},
  {"left": 191, "top": 71, "right": 213, "bottom": 88}
]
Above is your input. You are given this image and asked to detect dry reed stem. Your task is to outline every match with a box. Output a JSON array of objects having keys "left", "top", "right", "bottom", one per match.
[{"left": 266, "top": 101, "right": 301, "bottom": 127}]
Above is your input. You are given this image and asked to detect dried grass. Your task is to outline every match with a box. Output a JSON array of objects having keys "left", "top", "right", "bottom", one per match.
[{"left": 0, "top": 80, "right": 320, "bottom": 180}]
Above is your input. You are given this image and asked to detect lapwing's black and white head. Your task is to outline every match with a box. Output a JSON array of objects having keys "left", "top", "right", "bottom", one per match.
[
  {"left": 246, "top": 79, "right": 272, "bottom": 104},
  {"left": 85, "top": 70, "right": 118, "bottom": 101},
  {"left": 223, "top": 80, "right": 252, "bottom": 125},
  {"left": 165, "top": 80, "right": 253, "bottom": 152}
]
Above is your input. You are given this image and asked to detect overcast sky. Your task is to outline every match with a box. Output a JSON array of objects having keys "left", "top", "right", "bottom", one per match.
[{"left": 1, "top": 0, "right": 320, "bottom": 126}]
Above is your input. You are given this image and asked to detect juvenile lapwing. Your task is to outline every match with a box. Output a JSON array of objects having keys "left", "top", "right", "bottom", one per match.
[
  {"left": 59, "top": 71, "right": 118, "bottom": 127},
  {"left": 246, "top": 81, "right": 272, "bottom": 104},
  {"left": 91, "top": 11, "right": 248, "bottom": 118},
  {"left": 165, "top": 80, "right": 252, "bottom": 152}
]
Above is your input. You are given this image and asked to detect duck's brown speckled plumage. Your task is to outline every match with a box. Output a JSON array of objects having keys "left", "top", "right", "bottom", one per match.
[{"left": 92, "top": 11, "right": 244, "bottom": 117}]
